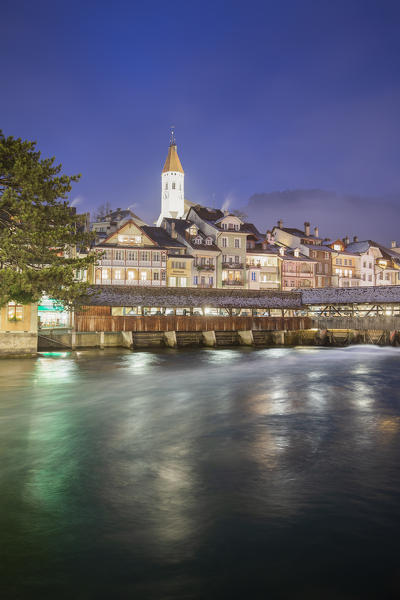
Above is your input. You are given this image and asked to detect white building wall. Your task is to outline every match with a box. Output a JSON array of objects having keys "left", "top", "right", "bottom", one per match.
[{"left": 157, "top": 171, "right": 185, "bottom": 225}]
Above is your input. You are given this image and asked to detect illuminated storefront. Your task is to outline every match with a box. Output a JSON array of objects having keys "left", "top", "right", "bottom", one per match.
[{"left": 38, "top": 296, "right": 71, "bottom": 329}]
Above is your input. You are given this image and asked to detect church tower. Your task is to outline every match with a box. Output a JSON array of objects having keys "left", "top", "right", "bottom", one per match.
[{"left": 156, "top": 129, "right": 185, "bottom": 226}]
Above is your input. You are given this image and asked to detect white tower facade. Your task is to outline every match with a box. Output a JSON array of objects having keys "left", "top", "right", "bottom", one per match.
[{"left": 156, "top": 132, "right": 185, "bottom": 226}]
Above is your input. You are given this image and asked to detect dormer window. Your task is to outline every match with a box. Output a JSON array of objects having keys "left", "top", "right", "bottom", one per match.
[
  {"left": 189, "top": 226, "right": 197, "bottom": 236},
  {"left": 222, "top": 223, "right": 228, "bottom": 230},
  {"left": 194, "top": 237, "right": 202, "bottom": 244},
  {"left": 234, "top": 224, "right": 240, "bottom": 231},
  {"left": 205, "top": 237, "right": 212, "bottom": 245}
]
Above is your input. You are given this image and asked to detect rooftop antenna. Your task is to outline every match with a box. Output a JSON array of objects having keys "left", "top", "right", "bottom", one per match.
[{"left": 170, "top": 125, "right": 176, "bottom": 146}]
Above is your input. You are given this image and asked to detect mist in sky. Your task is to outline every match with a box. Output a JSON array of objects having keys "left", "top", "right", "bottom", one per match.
[{"left": 1, "top": 0, "right": 400, "bottom": 240}]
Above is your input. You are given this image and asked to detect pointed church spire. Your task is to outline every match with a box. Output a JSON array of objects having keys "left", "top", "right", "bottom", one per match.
[
  {"left": 157, "top": 129, "right": 185, "bottom": 226},
  {"left": 162, "top": 128, "right": 184, "bottom": 173}
]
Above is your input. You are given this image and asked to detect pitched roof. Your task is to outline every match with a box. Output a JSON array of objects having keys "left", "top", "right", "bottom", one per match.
[
  {"left": 163, "top": 218, "right": 220, "bottom": 251},
  {"left": 162, "top": 144, "right": 184, "bottom": 174},
  {"left": 82, "top": 285, "right": 303, "bottom": 309},
  {"left": 276, "top": 226, "right": 322, "bottom": 240},
  {"left": 241, "top": 223, "right": 263, "bottom": 238},
  {"left": 302, "top": 285, "right": 400, "bottom": 304},
  {"left": 191, "top": 205, "right": 224, "bottom": 222},
  {"left": 141, "top": 225, "right": 184, "bottom": 248}
]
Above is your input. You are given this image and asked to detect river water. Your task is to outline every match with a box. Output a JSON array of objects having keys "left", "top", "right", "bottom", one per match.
[{"left": 1, "top": 346, "right": 400, "bottom": 599}]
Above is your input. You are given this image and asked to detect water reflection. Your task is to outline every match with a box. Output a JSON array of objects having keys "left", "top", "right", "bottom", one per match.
[{"left": 1, "top": 346, "right": 400, "bottom": 599}]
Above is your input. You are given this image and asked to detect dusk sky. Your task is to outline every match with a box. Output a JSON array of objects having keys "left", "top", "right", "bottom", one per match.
[{"left": 2, "top": 0, "right": 400, "bottom": 240}]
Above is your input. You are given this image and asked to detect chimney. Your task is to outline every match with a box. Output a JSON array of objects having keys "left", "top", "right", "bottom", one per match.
[
  {"left": 391, "top": 241, "right": 397, "bottom": 248},
  {"left": 314, "top": 226, "right": 319, "bottom": 238},
  {"left": 343, "top": 235, "right": 349, "bottom": 246},
  {"left": 304, "top": 222, "right": 310, "bottom": 236},
  {"left": 277, "top": 219, "right": 283, "bottom": 229},
  {"left": 171, "top": 222, "right": 177, "bottom": 239},
  {"left": 279, "top": 246, "right": 285, "bottom": 256},
  {"left": 353, "top": 235, "right": 358, "bottom": 242}
]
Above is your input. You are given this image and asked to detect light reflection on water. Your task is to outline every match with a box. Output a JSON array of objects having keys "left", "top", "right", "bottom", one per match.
[{"left": 1, "top": 346, "right": 400, "bottom": 599}]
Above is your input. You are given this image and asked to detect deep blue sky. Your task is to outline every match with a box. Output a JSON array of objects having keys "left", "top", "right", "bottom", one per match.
[{"left": 2, "top": 0, "right": 400, "bottom": 234}]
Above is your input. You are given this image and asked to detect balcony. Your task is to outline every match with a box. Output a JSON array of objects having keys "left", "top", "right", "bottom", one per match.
[
  {"left": 195, "top": 264, "right": 215, "bottom": 271},
  {"left": 222, "top": 280, "right": 245, "bottom": 286},
  {"left": 222, "top": 262, "right": 244, "bottom": 269}
]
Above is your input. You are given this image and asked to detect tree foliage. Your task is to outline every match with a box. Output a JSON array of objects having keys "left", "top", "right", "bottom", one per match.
[{"left": 0, "top": 131, "right": 96, "bottom": 307}]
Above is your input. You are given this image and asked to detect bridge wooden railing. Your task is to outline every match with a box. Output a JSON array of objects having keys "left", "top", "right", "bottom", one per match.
[{"left": 75, "top": 315, "right": 312, "bottom": 333}]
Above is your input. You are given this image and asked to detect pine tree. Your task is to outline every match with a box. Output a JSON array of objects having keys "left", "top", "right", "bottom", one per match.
[{"left": 0, "top": 131, "right": 96, "bottom": 307}]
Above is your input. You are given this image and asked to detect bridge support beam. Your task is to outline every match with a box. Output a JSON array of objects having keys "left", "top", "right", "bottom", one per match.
[
  {"left": 202, "top": 330, "right": 216, "bottom": 347},
  {"left": 163, "top": 331, "right": 177, "bottom": 348},
  {"left": 121, "top": 331, "right": 133, "bottom": 349},
  {"left": 238, "top": 330, "right": 254, "bottom": 346},
  {"left": 272, "top": 330, "right": 285, "bottom": 345}
]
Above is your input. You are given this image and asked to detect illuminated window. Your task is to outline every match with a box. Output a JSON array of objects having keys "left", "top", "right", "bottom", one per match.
[
  {"left": 127, "top": 250, "right": 137, "bottom": 261},
  {"left": 8, "top": 302, "right": 23, "bottom": 321},
  {"left": 115, "top": 270, "right": 121, "bottom": 279},
  {"left": 141, "top": 271, "right": 147, "bottom": 281}
]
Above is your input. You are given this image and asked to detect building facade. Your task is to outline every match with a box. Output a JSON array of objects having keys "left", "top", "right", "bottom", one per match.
[{"left": 187, "top": 207, "right": 248, "bottom": 288}]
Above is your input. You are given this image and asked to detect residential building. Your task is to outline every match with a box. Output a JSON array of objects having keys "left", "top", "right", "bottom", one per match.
[
  {"left": 345, "top": 240, "right": 400, "bottom": 286},
  {"left": 272, "top": 220, "right": 332, "bottom": 286},
  {"left": 329, "top": 239, "right": 361, "bottom": 287},
  {"left": 162, "top": 218, "right": 220, "bottom": 288},
  {"left": 0, "top": 301, "right": 38, "bottom": 356},
  {"left": 245, "top": 227, "right": 281, "bottom": 289},
  {"left": 143, "top": 225, "right": 194, "bottom": 287},
  {"left": 187, "top": 206, "right": 248, "bottom": 288},
  {"left": 280, "top": 247, "right": 317, "bottom": 290},
  {"left": 345, "top": 239, "right": 382, "bottom": 286},
  {"left": 91, "top": 208, "right": 147, "bottom": 243},
  {"left": 92, "top": 219, "right": 179, "bottom": 286}
]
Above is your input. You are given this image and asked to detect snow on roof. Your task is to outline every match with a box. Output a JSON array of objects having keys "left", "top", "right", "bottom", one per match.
[
  {"left": 83, "top": 285, "right": 303, "bottom": 309},
  {"left": 302, "top": 285, "right": 400, "bottom": 304}
]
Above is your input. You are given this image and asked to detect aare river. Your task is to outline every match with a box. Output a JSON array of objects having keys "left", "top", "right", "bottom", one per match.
[{"left": 1, "top": 346, "right": 400, "bottom": 599}]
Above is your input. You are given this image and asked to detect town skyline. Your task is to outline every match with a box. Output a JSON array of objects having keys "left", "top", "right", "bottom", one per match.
[{"left": 2, "top": 0, "right": 400, "bottom": 243}]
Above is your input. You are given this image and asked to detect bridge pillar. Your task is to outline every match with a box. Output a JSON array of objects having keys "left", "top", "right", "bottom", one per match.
[
  {"left": 121, "top": 331, "right": 133, "bottom": 349},
  {"left": 71, "top": 332, "right": 76, "bottom": 350},
  {"left": 163, "top": 331, "right": 177, "bottom": 348},
  {"left": 238, "top": 330, "right": 254, "bottom": 346},
  {"left": 202, "top": 330, "right": 216, "bottom": 347},
  {"left": 100, "top": 331, "right": 104, "bottom": 349},
  {"left": 272, "top": 330, "right": 285, "bottom": 345}
]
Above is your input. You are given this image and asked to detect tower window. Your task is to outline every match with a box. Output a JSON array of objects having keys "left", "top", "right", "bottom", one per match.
[
  {"left": 165, "top": 183, "right": 168, "bottom": 190},
  {"left": 172, "top": 182, "right": 176, "bottom": 190}
]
